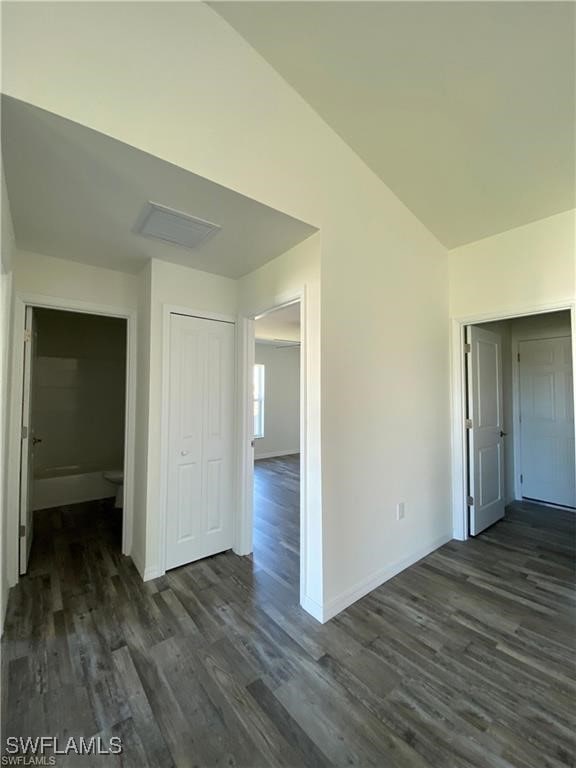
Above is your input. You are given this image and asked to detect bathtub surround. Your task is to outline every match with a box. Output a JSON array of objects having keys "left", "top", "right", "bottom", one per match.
[{"left": 31, "top": 308, "right": 127, "bottom": 509}]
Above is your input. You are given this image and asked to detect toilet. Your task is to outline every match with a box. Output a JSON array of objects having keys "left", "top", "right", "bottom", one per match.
[{"left": 103, "top": 470, "right": 124, "bottom": 508}]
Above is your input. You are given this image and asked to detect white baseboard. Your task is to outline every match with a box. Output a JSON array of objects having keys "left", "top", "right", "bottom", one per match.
[
  {"left": 321, "top": 533, "right": 453, "bottom": 623},
  {"left": 33, "top": 471, "right": 116, "bottom": 511},
  {"left": 254, "top": 450, "right": 299, "bottom": 460}
]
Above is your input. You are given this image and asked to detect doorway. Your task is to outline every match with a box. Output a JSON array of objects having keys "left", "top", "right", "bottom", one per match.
[
  {"left": 460, "top": 308, "right": 575, "bottom": 538},
  {"left": 18, "top": 306, "right": 128, "bottom": 574},
  {"left": 252, "top": 303, "right": 301, "bottom": 594}
]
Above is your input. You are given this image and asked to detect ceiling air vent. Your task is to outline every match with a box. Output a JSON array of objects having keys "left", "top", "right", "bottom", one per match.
[{"left": 135, "top": 202, "right": 221, "bottom": 250}]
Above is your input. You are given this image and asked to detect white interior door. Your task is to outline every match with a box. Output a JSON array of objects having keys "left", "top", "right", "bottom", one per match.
[
  {"left": 166, "top": 313, "right": 235, "bottom": 570},
  {"left": 466, "top": 325, "right": 506, "bottom": 535},
  {"left": 19, "top": 306, "right": 36, "bottom": 574},
  {"left": 519, "top": 337, "right": 575, "bottom": 508}
]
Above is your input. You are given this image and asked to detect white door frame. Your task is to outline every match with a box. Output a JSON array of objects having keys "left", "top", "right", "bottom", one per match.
[
  {"left": 6, "top": 293, "right": 137, "bottom": 587},
  {"left": 451, "top": 300, "right": 576, "bottom": 540},
  {"left": 157, "top": 304, "right": 237, "bottom": 577},
  {"left": 237, "top": 286, "right": 318, "bottom": 619}
]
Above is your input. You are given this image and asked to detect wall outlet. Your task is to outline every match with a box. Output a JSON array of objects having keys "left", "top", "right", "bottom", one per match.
[{"left": 396, "top": 502, "right": 405, "bottom": 521}]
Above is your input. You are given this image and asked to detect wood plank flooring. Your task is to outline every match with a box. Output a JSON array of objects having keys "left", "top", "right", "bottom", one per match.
[
  {"left": 253, "top": 454, "right": 300, "bottom": 593},
  {"left": 1, "top": 460, "right": 575, "bottom": 767}
]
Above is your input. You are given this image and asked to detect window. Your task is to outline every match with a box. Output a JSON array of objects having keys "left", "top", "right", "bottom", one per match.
[{"left": 253, "top": 364, "right": 265, "bottom": 439}]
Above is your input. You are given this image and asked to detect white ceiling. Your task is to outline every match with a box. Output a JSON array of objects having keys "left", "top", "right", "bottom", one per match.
[
  {"left": 214, "top": 1, "right": 575, "bottom": 247},
  {"left": 1, "top": 96, "right": 316, "bottom": 277},
  {"left": 255, "top": 303, "right": 301, "bottom": 342}
]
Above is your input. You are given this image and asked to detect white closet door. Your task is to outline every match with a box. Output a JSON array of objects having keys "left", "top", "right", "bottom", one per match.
[
  {"left": 519, "top": 337, "right": 575, "bottom": 508},
  {"left": 166, "top": 313, "right": 235, "bottom": 570},
  {"left": 467, "top": 325, "right": 506, "bottom": 535}
]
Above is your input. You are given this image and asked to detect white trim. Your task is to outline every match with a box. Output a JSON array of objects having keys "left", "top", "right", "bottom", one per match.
[
  {"left": 450, "top": 299, "right": 576, "bottom": 541},
  {"left": 7, "top": 293, "right": 137, "bottom": 587},
  {"left": 238, "top": 287, "right": 322, "bottom": 621},
  {"left": 157, "top": 303, "right": 237, "bottom": 577},
  {"left": 254, "top": 450, "right": 300, "bottom": 460},
  {"left": 321, "top": 533, "right": 452, "bottom": 623}
]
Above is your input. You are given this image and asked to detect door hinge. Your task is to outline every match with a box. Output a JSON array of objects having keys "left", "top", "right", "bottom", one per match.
[
  {"left": 19, "top": 524, "right": 26, "bottom": 538},
  {"left": 21, "top": 425, "right": 28, "bottom": 440},
  {"left": 465, "top": 418, "right": 473, "bottom": 429},
  {"left": 466, "top": 495, "right": 474, "bottom": 506},
  {"left": 517, "top": 352, "right": 520, "bottom": 362},
  {"left": 520, "top": 474, "right": 523, "bottom": 484},
  {"left": 464, "top": 343, "right": 471, "bottom": 354},
  {"left": 24, "top": 329, "right": 32, "bottom": 343}
]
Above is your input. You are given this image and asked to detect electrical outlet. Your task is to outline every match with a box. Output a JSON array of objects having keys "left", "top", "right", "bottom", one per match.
[{"left": 396, "top": 502, "right": 405, "bottom": 521}]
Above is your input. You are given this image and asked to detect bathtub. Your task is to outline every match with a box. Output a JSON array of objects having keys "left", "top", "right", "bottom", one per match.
[{"left": 33, "top": 464, "right": 119, "bottom": 511}]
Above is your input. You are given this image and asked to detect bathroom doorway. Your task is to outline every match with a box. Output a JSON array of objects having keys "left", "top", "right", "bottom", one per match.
[{"left": 15, "top": 304, "right": 131, "bottom": 576}]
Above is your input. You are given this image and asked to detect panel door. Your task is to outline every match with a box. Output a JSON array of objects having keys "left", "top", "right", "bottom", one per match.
[
  {"left": 467, "top": 325, "right": 506, "bottom": 535},
  {"left": 519, "top": 337, "right": 575, "bottom": 508},
  {"left": 166, "top": 314, "right": 235, "bottom": 570}
]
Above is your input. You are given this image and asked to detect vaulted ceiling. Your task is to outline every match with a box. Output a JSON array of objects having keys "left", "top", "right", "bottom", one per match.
[{"left": 214, "top": 1, "right": 575, "bottom": 247}]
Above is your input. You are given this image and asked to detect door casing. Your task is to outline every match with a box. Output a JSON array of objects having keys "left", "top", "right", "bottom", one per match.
[
  {"left": 451, "top": 300, "right": 576, "bottom": 541},
  {"left": 7, "top": 293, "right": 137, "bottom": 588},
  {"left": 157, "top": 291, "right": 323, "bottom": 622}
]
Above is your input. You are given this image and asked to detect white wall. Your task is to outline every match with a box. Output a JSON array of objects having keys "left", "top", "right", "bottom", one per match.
[
  {"left": 14, "top": 249, "right": 139, "bottom": 310},
  {"left": 0, "top": 163, "right": 15, "bottom": 635},
  {"left": 254, "top": 343, "right": 300, "bottom": 459},
  {"left": 142, "top": 258, "right": 238, "bottom": 579},
  {"left": 4, "top": 249, "right": 141, "bottom": 584},
  {"left": 3, "top": 2, "right": 452, "bottom": 621},
  {"left": 449, "top": 210, "right": 575, "bottom": 319}
]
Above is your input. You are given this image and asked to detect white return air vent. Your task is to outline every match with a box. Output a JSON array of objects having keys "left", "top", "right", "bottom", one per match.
[{"left": 135, "top": 202, "right": 221, "bottom": 250}]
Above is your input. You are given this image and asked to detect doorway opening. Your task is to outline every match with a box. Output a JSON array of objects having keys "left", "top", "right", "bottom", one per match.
[
  {"left": 17, "top": 306, "right": 128, "bottom": 576},
  {"left": 252, "top": 302, "right": 301, "bottom": 598},
  {"left": 461, "top": 308, "right": 575, "bottom": 539}
]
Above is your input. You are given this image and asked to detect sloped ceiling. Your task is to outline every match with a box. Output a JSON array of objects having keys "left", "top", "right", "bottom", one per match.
[{"left": 213, "top": 1, "right": 575, "bottom": 247}]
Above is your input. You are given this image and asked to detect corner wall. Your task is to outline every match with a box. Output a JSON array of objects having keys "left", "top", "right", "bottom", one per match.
[{"left": 4, "top": 2, "right": 453, "bottom": 620}]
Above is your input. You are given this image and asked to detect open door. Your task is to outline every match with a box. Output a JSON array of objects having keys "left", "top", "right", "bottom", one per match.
[
  {"left": 19, "top": 306, "right": 36, "bottom": 574},
  {"left": 466, "top": 325, "right": 506, "bottom": 535}
]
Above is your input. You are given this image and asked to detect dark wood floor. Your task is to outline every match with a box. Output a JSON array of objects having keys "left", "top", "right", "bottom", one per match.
[
  {"left": 253, "top": 454, "right": 300, "bottom": 594},
  {"left": 2, "top": 462, "right": 575, "bottom": 767}
]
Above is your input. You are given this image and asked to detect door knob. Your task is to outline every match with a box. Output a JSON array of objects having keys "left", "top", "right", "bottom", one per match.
[
  {"left": 32, "top": 437, "right": 43, "bottom": 446},
  {"left": 499, "top": 430, "right": 507, "bottom": 437},
  {"left": 181, "top": 450, "right": 189, "bottom": 456}
]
